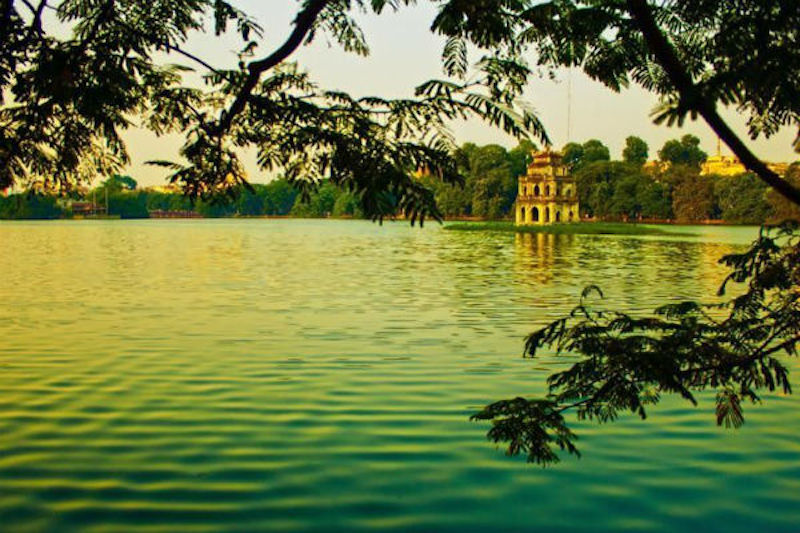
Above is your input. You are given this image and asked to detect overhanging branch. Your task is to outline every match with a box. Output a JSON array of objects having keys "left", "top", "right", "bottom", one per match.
[
  {"left": 211, "top": 0, "right": 331, "bottom": 136},
  {"left": 626, "top": 0, "right": 800, "bottom": 208}
]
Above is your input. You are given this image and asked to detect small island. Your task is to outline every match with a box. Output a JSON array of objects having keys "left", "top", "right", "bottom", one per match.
[{"left": 444, "top": 220, "right": 681, "bottom": 236}]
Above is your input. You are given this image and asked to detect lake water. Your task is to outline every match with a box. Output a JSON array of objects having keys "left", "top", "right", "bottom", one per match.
[{"left": 1, "top": 219, "right": 798, "bottom": 532}]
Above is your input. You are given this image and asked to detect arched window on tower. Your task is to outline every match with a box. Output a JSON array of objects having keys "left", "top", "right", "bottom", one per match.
[
  {"left": 534, "top": 185, "right": 540, "bottom": 196},
  {"left": 545, "top": 185, "right": 551, "bottom": 196},
  {"left": 544, "top": 207, "right": 550, "bottom": 222},
  {"left": 520, "top": 206, "right": 526, "bottom": 222},
  {"left": 532, "top": 207, "right": 539, "bottom": 222}
]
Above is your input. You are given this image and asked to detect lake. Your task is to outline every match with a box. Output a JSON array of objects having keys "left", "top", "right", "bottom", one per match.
[{"left": 1, "top": 219, "right": 798, "bottom": 532}]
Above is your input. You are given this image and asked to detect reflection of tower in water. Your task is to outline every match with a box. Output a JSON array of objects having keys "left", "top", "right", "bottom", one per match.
[{"left": 513, "top": 232, "right": 576, "bottom": 286}]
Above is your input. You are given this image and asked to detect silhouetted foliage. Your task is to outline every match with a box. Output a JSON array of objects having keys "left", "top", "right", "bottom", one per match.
[
  {"left": 2, "top": 0, "right": 554, "bottom": 224},
  {"left": 474, "top": 223, "right": 800, "bottom": 465},
  {"left": 3, "top": 0, "right": 800, "bottom": 213}
]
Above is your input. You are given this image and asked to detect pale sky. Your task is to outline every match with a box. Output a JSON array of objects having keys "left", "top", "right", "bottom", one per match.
[{"left": 121, "top": 1, "right": 798, "bottom": 186}]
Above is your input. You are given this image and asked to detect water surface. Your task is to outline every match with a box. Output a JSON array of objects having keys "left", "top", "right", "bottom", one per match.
[{"left": 1, "top": 220, "right": 798, "bottom": 532}]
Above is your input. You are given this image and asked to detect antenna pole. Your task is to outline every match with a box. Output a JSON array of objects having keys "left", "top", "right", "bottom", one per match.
[{"left": 566, "top": 68, "right": 572, "bottom": 145}]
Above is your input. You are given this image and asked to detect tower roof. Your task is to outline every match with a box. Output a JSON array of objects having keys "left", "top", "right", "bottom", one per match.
[{"left": 529, "top": 148, "right": 564, "bottom": 170}]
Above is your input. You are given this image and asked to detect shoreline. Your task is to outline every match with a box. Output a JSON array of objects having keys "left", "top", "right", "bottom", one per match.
[
  {"left": 0, "top": 215, "right": 770, "bottom": 229},
  {"left": 442, "top": 221, "right": 685, "bottom": 236}
]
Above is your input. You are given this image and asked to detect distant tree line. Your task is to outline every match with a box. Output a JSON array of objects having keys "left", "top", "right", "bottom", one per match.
[
  {"left": 2, "top": 136, "right": 798, "bottom": 224},
  {"left": 421, "top": 135, "right": 799, "bottom": 224},
  {"left": 0, "top": 176, "right": 363, "bottom": 220}
]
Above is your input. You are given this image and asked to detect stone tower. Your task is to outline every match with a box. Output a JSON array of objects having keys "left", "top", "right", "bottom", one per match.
[{"left": 515, "top": 149, "right": 579, "bottom": 225}]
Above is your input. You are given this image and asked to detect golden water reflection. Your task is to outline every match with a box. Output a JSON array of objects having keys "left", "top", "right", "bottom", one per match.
[{"left": 0, "top": 220, "right": 796, "bottom": 533}]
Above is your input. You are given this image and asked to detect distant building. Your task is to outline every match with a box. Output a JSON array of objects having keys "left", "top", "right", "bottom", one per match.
[
  {"left": 700, "top": 140, "right": 790, "bottom": 177},
  {"left": 700, "top": 154, "right": 747, "bottom": 176},
  {"left": 146, "top": 184, "right": 182, "bottom": 194},
  {"left": 699, "top": 155, "right": 791, "bottom": 177},
  {"left": 767, "top": 162, "right": 790, "bottom": 177},
  {"left": 68, "top": 201, "right": 106, "bottom": 216},
  {"left": 515, "top": 149, "right": 579, "bottom": 225},
  {"left": 643, "top": 160, "right": 668, "bottom": 174},
  {"left": 642, "top": 155, "right": 790, "bottom": 178}
]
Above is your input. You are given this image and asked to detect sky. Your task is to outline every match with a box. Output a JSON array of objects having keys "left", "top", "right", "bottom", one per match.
[{"left": 122, "top": 1, "right": 798, "bottom": 186}]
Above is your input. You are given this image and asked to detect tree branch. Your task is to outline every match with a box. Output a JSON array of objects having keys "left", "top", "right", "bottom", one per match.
[
  {"left": 1, "top": 0, "right": 15, "bottom": 35},
  {"left": 211, "top": 0, "right": 331, "bottom": 136},
  {"left": 20, "top": 0, "right": 46, "bottom": 40},
  {"left": 97, "top": 15, "right": 230, "bottom": 80},
  {"left": 626, "top": 0, "right": 800, "bottom": 208},
  {"left": 31, "top": 0, "right": 46, "bottom": 35},
  {"left": 164, "top": 43, "right": 226, "bottom": 78}
]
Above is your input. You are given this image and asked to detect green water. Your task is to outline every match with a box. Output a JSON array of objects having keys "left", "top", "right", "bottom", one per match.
[{"left": 1, "top": 219, "right": 798, "bottom": 532}]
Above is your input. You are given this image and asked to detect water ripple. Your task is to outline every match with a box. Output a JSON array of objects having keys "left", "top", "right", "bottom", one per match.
[{"left": 0, "top": 220, "right": 797, "bottom": 532}]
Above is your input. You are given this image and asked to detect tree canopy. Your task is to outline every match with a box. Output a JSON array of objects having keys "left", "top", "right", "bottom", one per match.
[
  {"left": 622, "top": 136, "right": 648, "bottom": 166},
  {"left": 658, "top": 134, "right": 707, "bottom": 168},
  {"left": 418, "top": 140, "right": 534, "bottom": 219},
  {"left": 563, "top": 139, "right": 611, "bottom": 171},
  {"left": 768, "top": 165, "right": 800, "bottom": 223},
  {"left": 102, "top": 174, "right": 137, "bottom": 192},
  {"left": 5, "top": 134, "right": 791, "bottom": 226}
]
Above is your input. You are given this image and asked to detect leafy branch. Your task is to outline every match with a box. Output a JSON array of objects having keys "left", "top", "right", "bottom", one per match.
[
  {"left": 625, "top": 0, "right": 800, "bottom": 207},
  {"left": 473, "top": 222, "right": 800, "bottom": 465}
]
